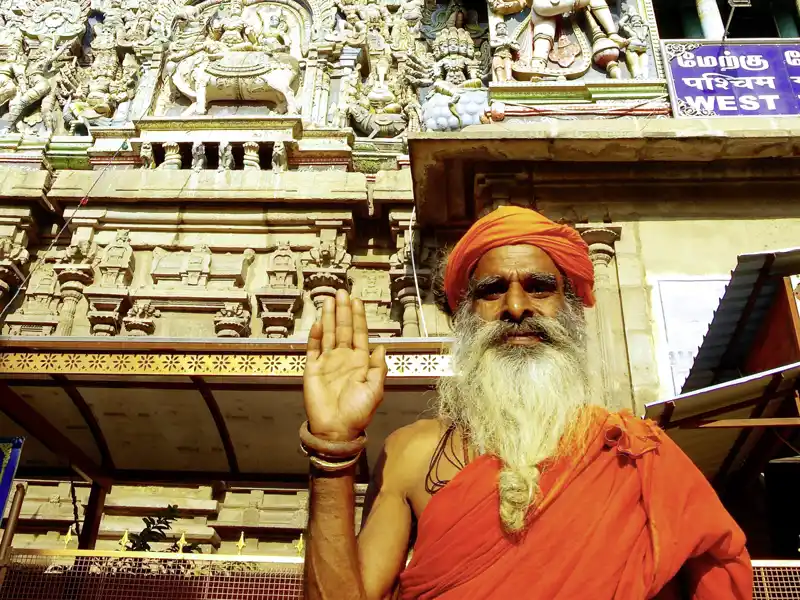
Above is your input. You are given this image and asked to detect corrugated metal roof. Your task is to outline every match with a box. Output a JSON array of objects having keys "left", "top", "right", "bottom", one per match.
[
  {"left": 646, "top": 361, "right": 800, "bottom": 478},
  {"left": 681, "top": 248, "right": 800, "bottom": 394}
]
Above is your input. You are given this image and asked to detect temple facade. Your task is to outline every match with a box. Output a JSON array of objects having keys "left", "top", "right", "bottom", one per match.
[{"left": 0, "top": 0, "right": 799, "bottom": 573}]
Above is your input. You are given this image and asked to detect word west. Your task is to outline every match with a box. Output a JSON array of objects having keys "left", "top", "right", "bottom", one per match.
[{"left": 683, "top": 95, "right": 781, "bottom": 112}]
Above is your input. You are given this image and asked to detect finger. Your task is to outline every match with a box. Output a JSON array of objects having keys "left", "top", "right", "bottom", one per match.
[
  {"left": 306, "top": 321, "right": 322, "bottom": 362},
  {"left": 352, "top": 298, "right": 369, "bottom": 351},
  {"left": 366, "top": 345, "right": 388, "bottom": 395},
  {"left": 335, "top": 289, "right": 353, "bottom": 349},
  {"left": 321, "top": 296, "right": 336, "bottom": 352}
]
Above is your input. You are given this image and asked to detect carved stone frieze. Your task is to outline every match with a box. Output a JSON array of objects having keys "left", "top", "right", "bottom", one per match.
[{"left": 130, "top": 246, "right": 255, "bottom": 338}]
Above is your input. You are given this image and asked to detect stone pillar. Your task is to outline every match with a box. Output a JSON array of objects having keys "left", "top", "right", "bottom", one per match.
[
  {"left": 399, "top": 293, "right": 420, "bottom": 337},
  {"left": 52, "top": 266, "right": 93, "bottom": 336},
  {"left": 160, "top": 142, "right": 182, "bottom": 170},
  {"left": 243, "top": 142, "right": 260, "bottom": 171},
  {"left": 695, "top": 0, "right": 725, "bottom": 39},
  {"left": 578, "top": 226, "right": 633, "bottom": 412},
  {"left": 312, "top": 60, "right": 332, "bottom": 125}
]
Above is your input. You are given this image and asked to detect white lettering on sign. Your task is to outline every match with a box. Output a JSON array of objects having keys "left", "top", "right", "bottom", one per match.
[
  {"left": 684, "top": 94, "right": 781, "bottom": 112},
  {"left": 676, "top": 50, "right": 770, "bottom": 71},
  {"left": 785, "top": 49, "right": 800, "bottom": 66}
]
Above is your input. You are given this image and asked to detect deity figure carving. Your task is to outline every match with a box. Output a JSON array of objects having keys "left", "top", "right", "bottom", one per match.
[
  {"left": 489, "top": 0, "right": 624, "bottom": 79},
  {"left": 0, "top": 30, "right": 25, "bottom": 119},
  {"left": 407, "top": 21, "right": 490, "bottom": 132},
  {"left": 271, "top": 140, "right": 287, "bottom": 173},
  {"left": 490, "top": 20, "right": 518, "bottom": 82},
  {"left": 1, "top": 42, "right": 72, "bottom": 135},
  {"left": 191, "top": 141, "right": 206, "bottom": 171},
  {"left": 166, "top": 0, "right": 301, "bottom": 115},
  {"left": 96, "top": 229, "right": 134, "bottom": 288},
  {"left": 218, "top": 141, "right": 234, "bottom": 171},
  {"left": 67, "top": 22, "right": 141, "bottom": 122},
  {"left": 140, "top": 141, "right": 155, "bottom": 169},
  {"left": 619, "top": 3, "right": 649, "bottom": 79}
]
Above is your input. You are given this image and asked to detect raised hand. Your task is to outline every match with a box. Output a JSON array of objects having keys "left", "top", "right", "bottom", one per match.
[{"left": 303, "top": 289, "right": 387, "bottom": 442}]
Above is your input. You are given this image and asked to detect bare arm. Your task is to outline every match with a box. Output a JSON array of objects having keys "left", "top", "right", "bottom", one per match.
[
  {"left": 306, "top": 436, "right": 412, "bottom": 600},
  {"left": 304, "top": 289, "right": 405, "bottom": 600}
]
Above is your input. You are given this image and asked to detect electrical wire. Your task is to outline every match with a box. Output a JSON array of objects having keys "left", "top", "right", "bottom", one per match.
[{"left": 409, "top": 206, "right": 429, "bottom": 338}]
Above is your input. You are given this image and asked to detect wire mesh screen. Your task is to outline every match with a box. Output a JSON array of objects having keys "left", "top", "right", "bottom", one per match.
[
  {"left": 753, "top": 563, "right": 800, "bottom": 600},
  {"left": 0, "top": 550, "right": 303, "bottom": 600}
]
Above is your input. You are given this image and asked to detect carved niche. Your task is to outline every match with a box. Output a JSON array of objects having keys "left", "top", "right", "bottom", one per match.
[
  {"left": 389, "top": 230, "right": 430, "bottom": 338},
  {"left": 129, "top": 245, "right": 255, "bottom": 338},
  {"left": 253, "top": 244, "right": 302, "bottom": 338},
  {"left": 83, "top": 230, "right": 134, "bottom": 336},
  {"left": 351, "top": 269, "right": 399, "bottom": 337},
  {"left": 4, "top": 264, "right": 60, "bottom": 335}
]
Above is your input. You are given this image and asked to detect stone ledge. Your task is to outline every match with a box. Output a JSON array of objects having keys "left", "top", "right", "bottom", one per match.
[{"left": 48, "top": 170, "right": 369, "bottom": 204}]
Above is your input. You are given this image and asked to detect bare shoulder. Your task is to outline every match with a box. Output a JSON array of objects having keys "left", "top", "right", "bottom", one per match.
[
  {"left": 385, "top": 418, "right": 444, "bottom": 457},
  {"left": 380, "top": 419, "right": 446, "bottom": 488}
]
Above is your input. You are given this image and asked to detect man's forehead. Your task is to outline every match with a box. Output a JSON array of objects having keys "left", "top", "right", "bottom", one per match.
[{"left": 471, "top": 245, "right": 561, "bottom": 279}]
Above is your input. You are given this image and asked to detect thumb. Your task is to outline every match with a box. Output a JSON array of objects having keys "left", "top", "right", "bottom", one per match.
[{"left": 366, "top": 345, "right": 387, "bottom": 391}]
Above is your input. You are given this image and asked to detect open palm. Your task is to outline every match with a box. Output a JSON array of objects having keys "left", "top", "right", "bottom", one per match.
[{"left": 303, "top": 289, "right": 387, "bottom": 442}]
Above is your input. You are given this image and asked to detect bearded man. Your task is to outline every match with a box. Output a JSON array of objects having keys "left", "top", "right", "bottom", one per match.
[{"left": 301, "top": 206, "right": 752, "bottom": 600}]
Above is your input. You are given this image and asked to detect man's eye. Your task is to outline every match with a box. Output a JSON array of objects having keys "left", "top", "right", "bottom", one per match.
[{"left": 477, "top": 282, "right": 507, "bottom": 299}]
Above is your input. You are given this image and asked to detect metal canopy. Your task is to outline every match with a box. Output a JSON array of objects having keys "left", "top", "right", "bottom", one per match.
[
  {"left": 681, "top": 247, "right": 800, "bottom": 394},
  {"left": 646, "top": 360, "right": 800, "bottom": 480},
  {"left": 0, "top": 337, "right": 451, "bottom": 487}
]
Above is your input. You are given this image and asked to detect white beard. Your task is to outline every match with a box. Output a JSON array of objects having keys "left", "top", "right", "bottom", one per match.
[{"left": 437, "top": 301, "right": 599, "bottom": 533}]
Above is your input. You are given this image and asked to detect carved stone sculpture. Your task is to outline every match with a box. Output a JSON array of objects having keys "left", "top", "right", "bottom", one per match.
[
  {"left": 490, "top": 21, "right": 518, "bottom": 83},
  {"left": 218, "top": 141, "right": 234, "bottom": 171},
  {"left": 191, "top": 141, "right": 206, "bottom": 171},
  {"left": 303, "top": 235, "right": 351, "bottom": 316},
  {"left": 619, "top": 4, "right": 649, "bottom": 79},
  {"left": 140, "top": 141, "right": 155, "bottom": 169},
  {"left": 168, "top": 0, "right": 301, "bottom": 115},
  {"left": 271, "top": 141, "right": 287, "bottom": 173},
  {"left": 0, "top": 30, "right": 25, "bottom": 119},
  {"left": 52, "top": 239, "right": 97, "bottom": 336},
  {"left": 489, "top": 0, "right": 624, "bottom": 80},
  {"left": 0, "top": 236, "right": 29, "bottom": 312}
]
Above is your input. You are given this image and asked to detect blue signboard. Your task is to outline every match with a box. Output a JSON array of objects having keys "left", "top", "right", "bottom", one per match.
[
  {"left": 0, "top": 437, "right": 23, "bottom": 520},
  {"left": 665, "top": 40, "right": 800, "bottom": 117}
]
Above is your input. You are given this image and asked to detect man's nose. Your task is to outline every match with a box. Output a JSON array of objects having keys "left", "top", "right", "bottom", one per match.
[{"left": 502, "top": 281, "right": 535, "bottom": 323}]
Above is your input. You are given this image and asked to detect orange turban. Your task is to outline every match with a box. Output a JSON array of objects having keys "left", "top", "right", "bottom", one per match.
[{"left": 444, "top": 206, "right": 595, "bottom": 311}]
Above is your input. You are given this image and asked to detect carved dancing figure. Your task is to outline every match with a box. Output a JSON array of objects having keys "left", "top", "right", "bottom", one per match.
[{"left": 490, "top": 21, "right": 518, "bottom": 82}]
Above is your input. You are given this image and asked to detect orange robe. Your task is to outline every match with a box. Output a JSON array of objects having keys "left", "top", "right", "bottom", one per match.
[{"left": 399, "top": 412, "right": 752, "bottom": 600}]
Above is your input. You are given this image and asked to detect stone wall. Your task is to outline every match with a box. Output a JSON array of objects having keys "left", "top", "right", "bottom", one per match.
[{"left": 4, "top": 480, "right": 366, "bottom": 555}]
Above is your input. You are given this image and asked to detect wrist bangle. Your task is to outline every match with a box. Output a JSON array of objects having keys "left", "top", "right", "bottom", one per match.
[
  {"left": 309, "top": 452, "right": 361, "bottom": 473},
  {"left": 299, "top": 420, "right": 367, "bottom": 459}
]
